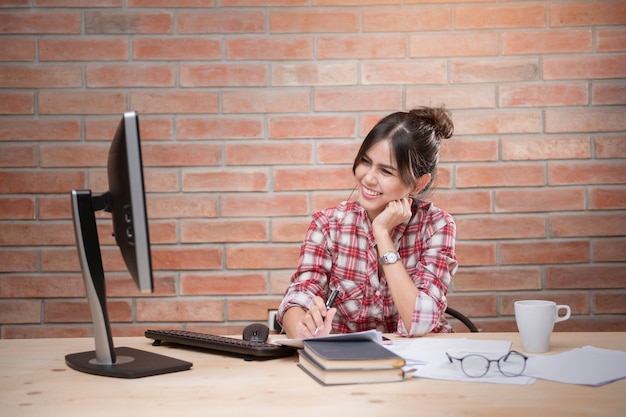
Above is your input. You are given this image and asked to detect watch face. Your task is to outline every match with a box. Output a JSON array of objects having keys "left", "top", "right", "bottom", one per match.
[{"left": 383, "top": 252, "right": 400, "bottom": 264}]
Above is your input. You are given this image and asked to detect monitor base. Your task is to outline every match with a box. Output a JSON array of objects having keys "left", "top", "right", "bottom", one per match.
[{"left": 66, "top": 346, "right": 192, "bottom": 378}]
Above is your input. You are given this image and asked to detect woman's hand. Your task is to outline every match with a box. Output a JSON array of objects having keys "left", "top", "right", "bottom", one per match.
[
  {"left": 292, "top": 296, "right": 337, "bottom": 339},
  {"left": 372, "top": 197, "right": 413, "bottom": 236}
]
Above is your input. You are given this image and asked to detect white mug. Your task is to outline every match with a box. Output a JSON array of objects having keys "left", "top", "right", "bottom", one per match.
[{"left": 514, "top": 300, "right": 571, "bottom": 353}]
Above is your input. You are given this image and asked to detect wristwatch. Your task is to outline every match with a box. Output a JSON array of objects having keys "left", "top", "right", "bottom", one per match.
[{"left": 379, "top": 251, "right": 401, "bottom": 265}]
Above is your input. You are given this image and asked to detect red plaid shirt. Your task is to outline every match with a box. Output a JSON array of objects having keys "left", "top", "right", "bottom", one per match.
[{"left": 278, "top": 200, "right": 458, "bottom": 336}]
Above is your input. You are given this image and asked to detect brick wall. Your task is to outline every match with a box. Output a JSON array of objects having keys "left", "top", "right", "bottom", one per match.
[{"left": 0, "top": 1, "right": 625, "bottom": 338}]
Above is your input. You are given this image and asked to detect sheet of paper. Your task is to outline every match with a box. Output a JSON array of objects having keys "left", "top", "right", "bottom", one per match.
[
  {"left": 523, "top": 346, "right": 626, "bottom": 386},
  {"left": 385, "top": 337, "right": 512, "bottom": 365}
]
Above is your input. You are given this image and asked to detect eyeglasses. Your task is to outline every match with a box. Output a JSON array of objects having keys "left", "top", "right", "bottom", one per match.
[{"left": 446, "top": 350, "right": 528, "bottom": 378}]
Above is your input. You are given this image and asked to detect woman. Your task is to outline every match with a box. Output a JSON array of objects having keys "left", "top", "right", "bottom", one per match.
[{"left": 277, "top": 106, "right": 458, "bottom": 339}]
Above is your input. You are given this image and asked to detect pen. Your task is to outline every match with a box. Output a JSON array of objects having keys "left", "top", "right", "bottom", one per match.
[
  {"left": 325, "top": 289, "right": 340, "bottom": 310},
  {"left": 314, "top": 289, "right": 340, "bottom": 336}
]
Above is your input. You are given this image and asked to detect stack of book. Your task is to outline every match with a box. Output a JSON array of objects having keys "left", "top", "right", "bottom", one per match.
[{"left": 298, "top": 334, "right": 406, "bottom": 385}]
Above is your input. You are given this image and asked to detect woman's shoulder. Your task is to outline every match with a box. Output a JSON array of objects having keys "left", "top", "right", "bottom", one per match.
[
  {"left": 313, "top": 200, "right": 364, "bottom": 226},
  {"left": 414, "top": 199, "right": 455, "bottom": 227}
]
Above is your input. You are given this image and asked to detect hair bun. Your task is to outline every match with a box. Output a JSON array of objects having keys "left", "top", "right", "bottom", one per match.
[{"left": 409, "top": 106, "right": 454, "bottom": 141}]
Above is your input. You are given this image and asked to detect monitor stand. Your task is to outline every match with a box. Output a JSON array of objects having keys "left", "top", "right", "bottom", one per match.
[{"left": 65, "top": 190, "right": 192, "bottom": 378}]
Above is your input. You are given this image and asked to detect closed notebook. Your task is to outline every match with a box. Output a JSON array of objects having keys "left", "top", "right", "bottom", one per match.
[
  {"left": 302, "top": 339, "right": 406, "bottom": 370},
  {"left": 298, "top": 350, "right": 405, "bottom": 386}
]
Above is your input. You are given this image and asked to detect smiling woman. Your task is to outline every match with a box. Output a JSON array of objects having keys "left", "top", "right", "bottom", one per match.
[{"left": 278, "top": 107, "right": 458, "bottom": 340}]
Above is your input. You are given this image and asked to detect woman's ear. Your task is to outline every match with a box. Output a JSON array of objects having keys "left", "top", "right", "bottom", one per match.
[{"left": 412, "top": 173, "right": 432, "bottom": 194}]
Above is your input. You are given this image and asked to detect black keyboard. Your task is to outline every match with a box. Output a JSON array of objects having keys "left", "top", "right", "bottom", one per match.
[{"left": 145, "top": 329, "right": 296, "bottom": 361}]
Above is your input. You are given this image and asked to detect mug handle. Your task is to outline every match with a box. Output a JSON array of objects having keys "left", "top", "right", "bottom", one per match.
[{"left": 555, "top": 305, "right": 571, "bottom": 323}]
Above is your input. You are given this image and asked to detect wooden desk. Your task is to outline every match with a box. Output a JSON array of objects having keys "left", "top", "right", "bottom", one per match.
[{"left": 1, "top": 332, "right": 624, "bottom": 417}]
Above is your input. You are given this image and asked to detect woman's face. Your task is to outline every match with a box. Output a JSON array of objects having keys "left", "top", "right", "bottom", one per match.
[{"left": 353, "top": 138, "right": 415, "bottom": 220}]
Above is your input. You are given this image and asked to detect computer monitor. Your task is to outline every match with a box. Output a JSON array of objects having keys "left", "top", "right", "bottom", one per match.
[{"left": 65, "top": 111, "right": 192, "bottom": 378}]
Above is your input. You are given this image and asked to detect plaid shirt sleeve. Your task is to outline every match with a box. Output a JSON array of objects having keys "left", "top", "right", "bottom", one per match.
[{"left": 396, "top": 207, "right": 457, "bottom": 336}]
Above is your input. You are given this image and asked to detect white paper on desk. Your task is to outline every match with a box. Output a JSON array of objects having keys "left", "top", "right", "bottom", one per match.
[
  {"left": 385, "top": 338, "right": 512, "bottom": 366},
  {"left": 523, "top": 346, "right": 626, "bottom": 386}
]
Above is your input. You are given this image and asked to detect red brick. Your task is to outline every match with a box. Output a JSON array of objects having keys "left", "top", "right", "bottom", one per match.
[
  {"left": 455, "top": 242, "right": 496, "bottom": 267},
  {"left": 549, "top": 161, "right": 626, "bottom": 185},
  {"left": 501, "top": 136, "right": 590, "bottom": 160},
  {"left": 148, "top": 195, "right": 218, "bottom": 219},
  {"left": 137, "top": 298, "right": 224, "bottom": 322},
  {"left": 318, "top": 35, "right": 405, "bottom": 59},
  {"left": 0, "top": 65, "right": 82, "bottom": 88},
  {"left": 315, "top": 87, "right": 402, "bottom": 112},
  {"left": 0, "top": 11, "right": 81, "bottom": 34},
  {"left": 547, "top": 108, "right": 626, "bottom": 133},
  {"left": 502, "top": 30, "right": 592, "bottom": 55},
  {"left": 274, "top": 166, "right": 354, "bottom": 191},
  {"left": 440, "top": 138, "right": 498, "bottom": 162},
  {"left": 0, "top": 250, "right": 38, "bottom": 272},
  {"left": 142, "top": 143, "right": 221, "bottom": 167},
  {"left": 457, "top": 163, "right": 545, "bottom": 188},
  {"left": 183, "top": 169, "right": 269, "bottom": 192},
  {"left": 221, "top": 194, "right": 309, "bottom": 217},
  {"left": 226, "top": 244, "right": 300, "bottom": 269},
  {"left": 453, "top": 268, "right": 542, "bottom": 292},
  {"left": 40, "top": 37, "right": 129, "bottom": 61},
  {"left": 500, "top": 241, "right": 590, "bottom": 265},
  {"left": 271, "top": 218, "right": 310, "bottom": 243},
  {"left": 39, "top": 91, "right": 126, "bottom": 115},
  {"left": 410, "top": 33, "right": 498, "bottom": 58},
  {"left": 594, "top": 292, "right": 626, "bottom": 314},
  {"left": 453, "top": 110, "right": 542, "bottom": 135},
  {"left": 545, "top": 265, "right": 626, "bottom": 289},
  {"left": 0, "top": 300, "right": 41, "bottom": 324},
  {"left": 87, "top": 64, "right": 175, "bottom": 87},
  {"left": 407, "top": 85, "right": 496, "bottom": 110},
  {"left": 593, "top": 238, "right": 626, "bottom": 262},
  {"left": 225, "top": 142, "right": 313, "bottom": 165},
  {"left": 181, "top": 219, "right": 268, "bottom": 243},
  {"left": 134, "top": 37, "right": 221, "bottom": 60},
  {"left": 544, "top": 55, "right": 626, "bottom": 80},
  {"left": 222, "top": 89, "right": 310, "bottom": 113},
  {"left": 177, "top": 116, "right": 264, "bottom": 140},
  {"left": 550, "top": 1, "right": 626, "bottom": 27},
  {"left": 40, "top": 143, "right": 108, "bottom": 167},
  {"left": 2, "top": 326, "right": 88, "bottom": 339},
  {"left": 0, "top": 145, "right": 36, "bottom": 167},
  {"left": 226, "top": 37, "right": 313, "bottom": 60},
  {"left": 0, "top": 197, "right": 35, "bottom": 219},
  {"left": 270, "top": 10, "right": 358, "bottom": 33},
  {"left": 430, "top": 190, "right": 492, "bottom": 215},
  {"left": 550, "top": 212, "right": 626, "bottom": 237},
  {"left": 181, "top": 64, "right": 268, "bottom": 87},
  {"left": 495, "top": 188, "right": 586, "bottom": 213},
  {"left": 594, "top": 135, "right": 626, "bottom": 158},
  {"left": 179, "top": 10, "right": 264, "bottom": 33},
  {"left": 0, "top": 92, "right": 34, "bottom": 114},
  {"left": 181, "top": 272, "right": 267, "bottom": 295},
  {"left": 363, "top": 7, "right": 451, "bottom": 32},
  {"left": 451, "top": 58, "right": 539, "bottom": 83},
  {"left": 131, "top": 91, "right": 218, "bottom": 114},
  {"left": 500, "top": 84, "right": 588, "bottom": 107},
  {"left": 446, "top": 294, "right": 497, "bottom": 318},
  {"left": 269, "top": 115, "right": 355, "bottom": 139},
  {"left": 597, "top": 28, "right": 626, "bottom": 52},
  {"left": 0, "top": 171, "right": 84, "bottom": 193},
  {"left": 272, "top": 63, "right": 357, "bottom": 86},
  {"left": 589, "top": 187, "right": 626, "bottom": 210},
  {"left": 592, "top": 81, "right": 626, "bottom": 105},
  {"left": 45, "top": 300, "right": 132, "bottom": 323},
  {"left": 317, "top": 140, "right": 360, "bottom": 165},
  {"left": 152, "top": 247, "right": 223, "bottom": 271},
  {"left": 362, "top": 61, "right": 447, "bottom": 85},
  {"left": 456, "top": 215, "right": 546, "bottom": 240},
  {"left": 455, "top": 4, "right": 545, "bottom": 29},
  {"left": 0, "top": 38, "right": 35, "bottom": 61},
  {"left": 85, "top": 11, "right": 174, "bottom": 34},
  {"left": 228, "top": 298, "right": 283, "bottom": 321}
]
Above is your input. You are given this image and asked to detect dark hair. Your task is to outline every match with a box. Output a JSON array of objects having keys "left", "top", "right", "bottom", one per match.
[{"left": 352, "top": 106, "right": 453, "bottom": 193}]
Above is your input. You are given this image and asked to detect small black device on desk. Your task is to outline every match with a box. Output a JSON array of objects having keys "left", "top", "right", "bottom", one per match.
[{"left": 145, "top": 324, "right": 296, "bottom": 361}]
